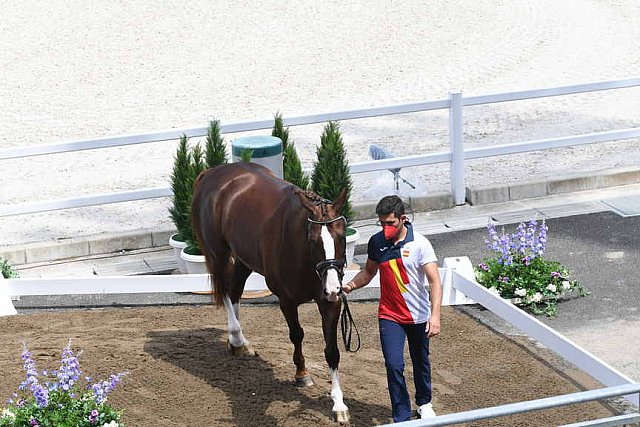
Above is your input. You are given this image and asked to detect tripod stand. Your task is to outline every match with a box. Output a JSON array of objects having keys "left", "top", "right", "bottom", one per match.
[{"left": 368, "top": 144, "right": 417, "bottom": 191}]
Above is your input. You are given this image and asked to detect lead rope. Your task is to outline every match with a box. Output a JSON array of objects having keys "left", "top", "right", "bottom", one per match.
[{"left": 340, "top": 293, "right": 361, "bottom": 352}]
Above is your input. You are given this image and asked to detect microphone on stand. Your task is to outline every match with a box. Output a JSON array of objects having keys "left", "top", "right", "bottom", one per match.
[{"left": 368, "top": 144, "right": 416, "bottom": 190}]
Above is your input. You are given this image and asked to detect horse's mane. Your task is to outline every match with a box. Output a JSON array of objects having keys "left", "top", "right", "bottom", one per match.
[
  {"left": 295, "top": 189, "right": 334, "bottom": 217},
  {"left": 296, "top": 189, "right": 333, "bottom": 205}
]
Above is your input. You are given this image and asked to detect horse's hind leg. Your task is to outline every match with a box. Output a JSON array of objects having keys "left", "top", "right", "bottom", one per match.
[
  {"left": 279, "top": 297, "right": 314, "bottom": 387},
  {"left": 224, "top": 259, "right": 255, "bottom": 357}
]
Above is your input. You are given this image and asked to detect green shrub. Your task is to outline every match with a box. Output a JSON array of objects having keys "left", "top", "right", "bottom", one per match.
[
  {"left": 239, "top": 148, "right": 254, "bottom": 162},
  {"left": 205, "top": 119, "right": 227, "bottom": 168},
  {"left": 170, "top": 120, "right": 227, "bottom": 250},
  {"left": 272, "top": 113, "right": 309, "bottom": 190},
  {"left": 1, "top": 258, "right": 18, "bottom": 279},
  {"left": 311, "top": 121, "right": 354, "bottom": 224},
  {"left": 168, "top": 135, "right": 192, "bottom": 242},
  {"left": 183, "top": 143, "right": 206, "bottom": 248}
]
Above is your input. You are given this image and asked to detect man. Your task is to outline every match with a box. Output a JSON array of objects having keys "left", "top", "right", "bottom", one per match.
[{"left": 343, "top": 195, "right": 442, "bottom": 422}]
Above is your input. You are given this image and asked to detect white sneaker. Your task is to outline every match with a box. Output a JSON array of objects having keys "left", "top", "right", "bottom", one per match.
[{"left": 417, "top": 402, "right": 436, "bottom": 419}]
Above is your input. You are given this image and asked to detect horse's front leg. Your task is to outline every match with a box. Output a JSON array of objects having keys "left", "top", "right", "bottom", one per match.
[
  {"left": 279, "top": 298, "right": 314, "bottom": 386},
  {"left": 317, "top": 299, "right": 349, "bottom": 424}
]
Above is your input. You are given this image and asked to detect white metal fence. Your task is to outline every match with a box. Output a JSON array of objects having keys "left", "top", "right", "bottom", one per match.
[
  {"left": 379, "top": 384, "right": 640, "bottom": 427},
  {"left": 1, "top": 77, "right": 639, "bottom": 217}
]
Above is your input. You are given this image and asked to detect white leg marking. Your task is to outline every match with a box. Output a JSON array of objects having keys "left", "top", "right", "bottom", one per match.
[
  {"left": 330, "top": 368, "right": 348, "bottom": 412},
  {"left": 223, "top": 295, "right": 248, "bottom": 347}
]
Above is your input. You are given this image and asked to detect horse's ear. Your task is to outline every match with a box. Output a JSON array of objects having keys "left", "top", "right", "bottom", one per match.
[
  {"left": 295, "top": 189, "right": 317, "bottom": 212},
  {"left": 332, "top": 188, "right": 348, "bottom": 214}
]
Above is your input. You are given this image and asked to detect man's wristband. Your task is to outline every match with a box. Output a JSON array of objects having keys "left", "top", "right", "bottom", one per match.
[{"left": 347, "top": 281, "right": 356, "bottom": 292}]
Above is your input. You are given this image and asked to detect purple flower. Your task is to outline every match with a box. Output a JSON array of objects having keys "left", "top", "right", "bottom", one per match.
[
  {"left": 91, "top": 372, "right": 127, "bottom": 404},
  {"left": 20, "top": 345, "right": 49, "bottom": 408},
  {"left": 89, "top": 409, "right": 99, "bottom": 424},
  {"left": 57, "top": 340, "right": 82, "bottom": 392},
  {"left": 30, "top": 417, "right": 39, "bottom": 426},
  {"left": 486, "top": 219, "right": 549, "bottom": 263},
  {"left": 551, "top": 271, "right": 561, "bottom": 278},
  {"left": 478, "top": 263, "right": 489, "bottom": 271}
]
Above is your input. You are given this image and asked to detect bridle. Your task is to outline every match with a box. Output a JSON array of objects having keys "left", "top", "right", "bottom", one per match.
[
  {"left": 307, "top": 209, "right": 347, "bottom": 283},
  {"left": 306, "top": 198, "right": 361, "bottom": 352}
]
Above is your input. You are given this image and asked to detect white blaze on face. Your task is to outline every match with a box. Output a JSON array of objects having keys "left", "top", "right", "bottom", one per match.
[{"left": 321, "top": 225, "right": 341, "bottom": 301}]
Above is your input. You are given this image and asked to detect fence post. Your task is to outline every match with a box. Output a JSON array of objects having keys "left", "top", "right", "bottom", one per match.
[
  {"left": 0, "top": 275, "right": 18, "bottom": 316},
  {"left": 449, "top": 91, "right": 465, "bottom": 205}
]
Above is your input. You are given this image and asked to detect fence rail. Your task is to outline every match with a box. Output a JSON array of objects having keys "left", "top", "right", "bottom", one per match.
[
  {"left": 378, "top": 384, "right": 640, "bottom": 427},
  {"left": 1, "top": 76, "right": 639, "bottom": 215}
]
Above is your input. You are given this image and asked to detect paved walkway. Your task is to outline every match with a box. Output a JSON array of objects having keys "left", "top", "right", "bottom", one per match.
[{"left": 8, "top": 182, "right": 640, "bottom": 389}]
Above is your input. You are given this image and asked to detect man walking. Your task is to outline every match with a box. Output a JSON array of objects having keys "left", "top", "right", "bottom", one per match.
[{"left": 343, "top": 195, "right": 442, "bottom": 422}]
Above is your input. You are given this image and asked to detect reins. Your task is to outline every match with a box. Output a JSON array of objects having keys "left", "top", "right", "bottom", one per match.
[{"left": 340, "top": 293, "right": 361, "bottom": 352}]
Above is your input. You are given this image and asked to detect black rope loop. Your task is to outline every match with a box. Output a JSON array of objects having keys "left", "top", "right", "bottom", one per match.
[{"left": 340, "top": 293, "right": 361, "bottom": 353}]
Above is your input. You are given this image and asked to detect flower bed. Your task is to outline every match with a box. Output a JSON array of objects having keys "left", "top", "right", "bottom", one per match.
[
  {"left": 475, "top": 219, "right": 589, "bottom": 317},
  {"left": 0, "top": 341, "right": 126, "bottom": 427}
]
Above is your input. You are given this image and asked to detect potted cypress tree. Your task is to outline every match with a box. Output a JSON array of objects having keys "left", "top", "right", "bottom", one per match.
[
  {"left": 180, "top": 119, "right": 227, "bottom": 274},
  {"left": 168, "top": 134, "right": 192, "bottom": 273},
  {"left": 272, "top": 112, "right": 309, "bottom": 190},
  {"left": 179, "top": 143, "right": 207, "bottom": 273},
  {"left": 311, "top": 121, "right": 359, "bottom": 265}
]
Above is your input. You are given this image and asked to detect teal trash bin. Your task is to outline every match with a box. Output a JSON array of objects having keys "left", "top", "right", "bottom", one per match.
[{"left": 232, "top": 136, "right": 283, "bottom": 178}]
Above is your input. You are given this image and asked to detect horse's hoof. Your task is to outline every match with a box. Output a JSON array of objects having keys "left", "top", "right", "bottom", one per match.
[
  {"left": 294, "top": 374, "right": 314, "bottom": 387},
  {"left": 332, "top": 410, "right": 350, "bottom": 425},
  {"left": 227, "top": 341, "right": 256, "bottom": 357}
]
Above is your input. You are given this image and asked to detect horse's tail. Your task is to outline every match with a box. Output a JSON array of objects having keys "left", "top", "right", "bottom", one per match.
[{"left": 192, "top": 169, "right": 229, "bottom": 307}]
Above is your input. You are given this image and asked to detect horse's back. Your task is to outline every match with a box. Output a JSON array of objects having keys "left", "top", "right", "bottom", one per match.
[
  {"left": 193, "top": 162, "right": 299, "bottom": 270},
  {"left": 195, "top": 162, "right": 292, "bottom": 213}
]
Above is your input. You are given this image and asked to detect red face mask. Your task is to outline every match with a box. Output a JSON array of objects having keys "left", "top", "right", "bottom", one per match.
[{"left": 383, "top": 225, "right": 400, "bottom": 241}]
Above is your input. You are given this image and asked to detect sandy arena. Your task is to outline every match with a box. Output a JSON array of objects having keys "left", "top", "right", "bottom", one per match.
[
  {"left": 1, "top": 1, "right": 640, "bottom": 245},
  {"left": 0, "top": 304, "right": 621, "bottom": 426}
]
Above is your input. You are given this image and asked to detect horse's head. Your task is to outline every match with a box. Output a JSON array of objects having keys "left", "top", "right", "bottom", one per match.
[{"left": 296, "top": 188, "right": 348, "bottom": 302}]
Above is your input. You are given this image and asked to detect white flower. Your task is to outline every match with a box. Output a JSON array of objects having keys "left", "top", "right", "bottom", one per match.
[
  {"left": 487, "top": 287, "right": 501, "bottom": 297},
  {"left": 546, "top": 283, "right": 557, "bottom": 293},
  {"left": 514, "top": 288, "right": 527, "bottom": 297},
  {"left": 1, "top": 408, "right": 15, "bottom": 420},
  {"left": 562, "top": 280, "right": 571, "bottom": 291},
  {"left": 511, "top": 297, "right": 523, "bottom": 305},
  {"left": 530, "top": 292, "right": 543, "bottom": 303},
  {"left": 101, "top": 422, "right": 119, "bottom": 427}
]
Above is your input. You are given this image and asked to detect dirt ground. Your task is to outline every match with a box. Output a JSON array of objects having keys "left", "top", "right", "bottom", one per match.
[{"left": 0, "top": 303, "right": 619, "bottom": 426}]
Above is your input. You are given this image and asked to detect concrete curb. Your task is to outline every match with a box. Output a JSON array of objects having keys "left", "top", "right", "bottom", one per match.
[
  {"left": 13, "top": 287, "right": 382, "bottom": 311},
  {"left": 465, "top": 166, "right": 640, "bottom": 205},
  {"left": 2, "top": 166, "right": 640, "bottom": 266}
]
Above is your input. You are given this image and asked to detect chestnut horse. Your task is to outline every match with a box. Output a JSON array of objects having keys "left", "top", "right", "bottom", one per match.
[{"left": 192, "top": 162, "right": 350, "bottom": 423}]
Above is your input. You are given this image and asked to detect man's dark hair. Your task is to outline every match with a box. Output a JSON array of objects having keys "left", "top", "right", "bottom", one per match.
[{"left": 375, "top": 195, "right": 405, "bottom": 218}]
